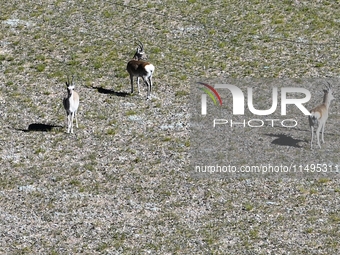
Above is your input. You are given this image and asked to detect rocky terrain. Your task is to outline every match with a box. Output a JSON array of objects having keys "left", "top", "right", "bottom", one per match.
[{"left": 1, "top": 1, "right": 339, "bottom": 254}]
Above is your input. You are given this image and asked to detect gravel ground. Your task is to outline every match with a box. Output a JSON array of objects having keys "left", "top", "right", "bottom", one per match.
[{"left": 1, "top": 1, "right": 340, "bottom": 254}]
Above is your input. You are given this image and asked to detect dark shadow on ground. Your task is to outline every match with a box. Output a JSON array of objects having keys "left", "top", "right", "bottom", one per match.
[
  {"left": 92, "top": 86, "right": 130, "bottom": 97},
  {"left": 264, "top": 133, "right": 306, "bottom": 148},
  {"left": 15, "top": 123, "right": 63, "bottom": 132}
]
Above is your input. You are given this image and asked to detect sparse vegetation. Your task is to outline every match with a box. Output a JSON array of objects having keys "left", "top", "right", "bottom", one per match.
[{"left": 1, "top": 0, "right": 340, "bottom": 254}]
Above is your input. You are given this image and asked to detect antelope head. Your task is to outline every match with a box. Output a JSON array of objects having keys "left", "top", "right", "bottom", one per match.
[
  {"left": 66, "top": 75, "right": 75, "bottom": 90},
  {"left": 323, "top": 81, "right": 335, "bottom": 103},
  {"left": 133, "top": 40, "right": 148, "bottom": 61}
]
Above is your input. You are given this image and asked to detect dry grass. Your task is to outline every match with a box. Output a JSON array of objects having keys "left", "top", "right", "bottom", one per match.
[{"left": 1, "top": 0, "right": 340, "bottom": 254}]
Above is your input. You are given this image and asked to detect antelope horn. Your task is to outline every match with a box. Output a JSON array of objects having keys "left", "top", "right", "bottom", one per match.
[
  {"left": 136, "top": 40, "right": 144, "bottom": 51},
  {"left": 325, "top": 81, "right": 332, "bottom": 90}
]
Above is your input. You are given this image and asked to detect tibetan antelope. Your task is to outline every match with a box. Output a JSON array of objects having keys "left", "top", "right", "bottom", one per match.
[
  {"left": 63, "top": 76, "right": 79, "bottom": 133},
  {"left": 126, "top": 40, "right": 155, "bottom": 100},
  {"left": 308, "top": 83, "right": 335, "bottom": 149}
]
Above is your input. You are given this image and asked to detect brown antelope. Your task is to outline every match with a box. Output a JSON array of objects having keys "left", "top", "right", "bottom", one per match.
[
  {"left": 308, "top": 83, "right": 335, "bottom": 149},
  {"left": 126, "top": 40, "right": 155, "bottom": 100},
  {"left": 63, "top": 76, "right": 79, "bottom": 133}
]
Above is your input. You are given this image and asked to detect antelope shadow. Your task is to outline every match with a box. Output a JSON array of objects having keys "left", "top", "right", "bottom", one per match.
[
  {"left": 16, "top": 123, "right": 63, "bottom": 132},
  {"left": 264, "top": 133, "right": 306, "bottom": 148},
  {"left": 92, "top": 86, "right": 129, "bottom": 97}
]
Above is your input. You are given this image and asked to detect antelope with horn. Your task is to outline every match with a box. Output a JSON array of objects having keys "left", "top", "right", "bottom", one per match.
[
  {"left": 63, "top": 76, "right": 79, "bottom": 133},
  {"left": 308, "top": 82, "right": 335, "bottom": 149},
  {"left": 126, "top": 40, "right": 155, "bottom": 100}
]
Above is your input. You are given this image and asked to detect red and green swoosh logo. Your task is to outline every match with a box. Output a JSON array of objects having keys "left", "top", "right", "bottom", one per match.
[{"left": 198, "top": 82, "right": 222, "bottom": 106}]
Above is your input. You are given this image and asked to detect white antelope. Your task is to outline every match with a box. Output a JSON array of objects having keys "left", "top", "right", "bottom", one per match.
[
  {"left": 63, "top": 76, "right": 79, "bottom": 133},
  {"left": 126, "top": 40, "right": 155, "bottom": 100},
  {"left": 308, "top": 83, "right": 335, "bottom": 149}
]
